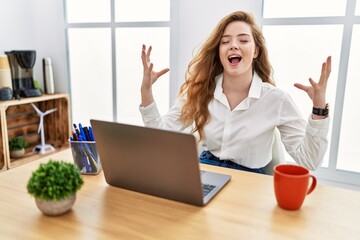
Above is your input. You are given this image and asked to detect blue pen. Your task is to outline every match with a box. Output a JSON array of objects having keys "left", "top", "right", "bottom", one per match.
[
  {"left": 78, "top": 123, "right": 87, "bottom": 140},
  {"left": 88, "top": 126, "right": 95, "bottom": 141},
  {"left": 83, "top": 127, "right": 91, "bottom": 141}
]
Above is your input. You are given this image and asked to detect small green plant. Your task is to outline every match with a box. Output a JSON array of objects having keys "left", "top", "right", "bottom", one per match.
[
  {"left": 27, "top": 160, "right": 84, "bottom": 201},
  {"left": 9, "top": 137, "right": 27, "bottom": 151}
]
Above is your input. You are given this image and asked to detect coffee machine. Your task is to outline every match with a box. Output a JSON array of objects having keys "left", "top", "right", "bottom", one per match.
[{"left": 5, "top": 50, "right": 42, "bottom": 98}]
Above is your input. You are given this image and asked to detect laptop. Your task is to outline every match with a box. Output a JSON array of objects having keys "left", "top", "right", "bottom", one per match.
[{"left": 90, "top": 119, "right": 231, "bottom": 206}]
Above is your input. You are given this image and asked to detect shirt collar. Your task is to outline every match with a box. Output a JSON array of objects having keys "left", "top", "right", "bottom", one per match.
[
  {"left": 214, "top": 73, "right": 225, "bottom": 102},
  {"left": 248, "top": 72, "right": 263, "bottom": 99},
  {"left": 214, "top": 72, "right": 263, "bottom": 102}
]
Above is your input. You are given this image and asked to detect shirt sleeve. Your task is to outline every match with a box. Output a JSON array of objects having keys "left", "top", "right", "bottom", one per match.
[
  {"left": 278, "top": 94, "right": 330, "bottom": 171},
  {"left": 299, "top": 115, "right": 330, "bottom": 170},
  {"left": 139, "top": 99, "right": 191, "bottom": 132}
]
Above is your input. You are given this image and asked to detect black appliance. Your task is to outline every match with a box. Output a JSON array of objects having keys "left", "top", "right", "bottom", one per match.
[{"left": 5, "top": 50, "right": 42, "bottom": 98}]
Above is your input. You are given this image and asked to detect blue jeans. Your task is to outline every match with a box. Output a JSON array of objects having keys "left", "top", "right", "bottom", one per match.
[{"left": 199, "top": 151, "right": 266, "bottom": 174}]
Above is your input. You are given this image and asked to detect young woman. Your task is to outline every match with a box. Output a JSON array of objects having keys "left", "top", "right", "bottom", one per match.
[{"left": 139, "top": 11, "right": 331, "bottom": 174}]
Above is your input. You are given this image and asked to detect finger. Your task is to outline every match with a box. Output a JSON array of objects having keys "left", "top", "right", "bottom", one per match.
[
  {"left": 157, "top": 68, "right": 170, "bottom": 78},
  {"left": 141, "top": 45, "right": 148, "bottom": 67},
  {"left": 325, "top": 56, "right": 331, "bottom": 78},
  {"left": 319, "top": 56, "right": 332, "bottom": 85},
  {"left": 146, "top": 46, "right": 152, "bottom": 63},
  {"left": 309, "top": 78, "right": 321, "bottom": 91},
  {"left": 321, "top": 56, "right": 331, "bottom": 86},
  {"left": 148, "top": 63, "right": 154, "bottom": 73},
  {"left": 294, "top": 83, "right": 310, "bottom": 92},
  {"left": 318, "top": 62, "right": 327, "bottom": 85}
]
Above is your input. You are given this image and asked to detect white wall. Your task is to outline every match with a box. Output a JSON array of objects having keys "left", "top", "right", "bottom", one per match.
[
  {"left": 0, "top": 0, "right": 68, "bottom": 94},
  {"left": 0, "top": 0, "right": 33, "bottom": 49}
]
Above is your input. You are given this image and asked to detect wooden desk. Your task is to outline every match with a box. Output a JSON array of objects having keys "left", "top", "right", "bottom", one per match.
[{"left": 1, "top": 149, "right": 359, "bottom": 239}]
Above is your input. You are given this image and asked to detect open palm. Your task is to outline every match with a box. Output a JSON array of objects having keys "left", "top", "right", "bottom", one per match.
[
  {"left": 141, "top": 44, "right": 169, "bottom": 90},
  {"left": 294, "top": 56, "right": 331, "bottom": 108}
]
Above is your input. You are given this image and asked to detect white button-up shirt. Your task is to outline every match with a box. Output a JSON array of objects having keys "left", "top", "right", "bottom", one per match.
[{"left": 139, "top": 73, "right": 329, "bottom": 170}]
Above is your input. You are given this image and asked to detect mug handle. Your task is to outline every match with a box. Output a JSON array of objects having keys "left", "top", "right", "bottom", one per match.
[{"left": 306, "top": 175, "right": 317, "bottom": 195}]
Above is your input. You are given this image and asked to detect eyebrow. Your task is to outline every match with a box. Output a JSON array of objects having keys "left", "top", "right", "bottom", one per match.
[{"left": 221, "top": 33, "right": 251, "bottom": 38}]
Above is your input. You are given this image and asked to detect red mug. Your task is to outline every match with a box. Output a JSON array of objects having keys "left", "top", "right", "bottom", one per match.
[{"left": 273, "top": 164, "right": 317, "bottom": 210}]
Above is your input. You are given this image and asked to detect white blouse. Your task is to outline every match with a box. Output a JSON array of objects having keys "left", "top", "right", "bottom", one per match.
[{"left": 139, "top": 73, "right": 329, "bottom": 170}]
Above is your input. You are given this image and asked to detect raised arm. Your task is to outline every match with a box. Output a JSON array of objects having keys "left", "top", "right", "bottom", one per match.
[
  {"left": 140, "top": 44, "right": 170, "bottom": 107},
  {"left": 294, "top": 56, "right": 331, "bottom": 119}
]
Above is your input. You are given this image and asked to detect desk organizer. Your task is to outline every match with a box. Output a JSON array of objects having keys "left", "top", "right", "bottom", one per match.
[{"left": 70, "top": 141, "right": 101, "bottom": 175}]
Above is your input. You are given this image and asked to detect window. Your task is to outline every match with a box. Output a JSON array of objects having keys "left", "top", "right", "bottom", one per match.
[
  {"left": 67, "top": 28, "right": 113, "bottom": 123},
  {"left": 337, "top": 24, "right": 360, "bottom": 172},
  {"left": 115, "top": 27, "right": 170, "bottom": 124},
  {"left": 263, "top": 0, "right": 346, "bottom": 18},
  {"left": 262, "top": 0, "right": 360, "bottom": 187},
  {"left": 65, "top": 0, "right": 170, "bottom": 126}
]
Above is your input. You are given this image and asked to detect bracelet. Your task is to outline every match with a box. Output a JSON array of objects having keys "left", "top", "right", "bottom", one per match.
[{"left": 312, "top": 103, "right": 329, "bottom": 116}]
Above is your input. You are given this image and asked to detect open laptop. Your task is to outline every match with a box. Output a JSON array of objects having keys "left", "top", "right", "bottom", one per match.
[{"left": 90, "top": 119, "right": 231, "bottom": 206}]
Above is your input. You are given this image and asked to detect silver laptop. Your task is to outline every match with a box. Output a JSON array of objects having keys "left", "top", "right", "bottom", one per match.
[{"left": 90, "top": 119, "right": 231, "bottom": 206}]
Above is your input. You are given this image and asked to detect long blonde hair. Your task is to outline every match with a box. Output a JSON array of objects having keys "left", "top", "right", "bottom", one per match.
[{"left": 179, "top": 11, "right": 274, "bottom": 141}]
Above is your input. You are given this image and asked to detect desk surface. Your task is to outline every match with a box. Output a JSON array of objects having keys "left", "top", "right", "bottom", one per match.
[{"left": 1, "top": 149, "right": 360, "bottom": 239}]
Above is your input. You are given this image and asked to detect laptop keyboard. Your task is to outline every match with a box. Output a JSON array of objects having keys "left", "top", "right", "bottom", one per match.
[{"left": 202, "top": 183, "right": 216, "bottom": 197}]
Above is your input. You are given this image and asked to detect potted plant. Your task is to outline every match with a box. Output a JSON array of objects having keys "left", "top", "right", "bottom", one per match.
[
  {"left": 27, "top": 159, "right": 84, "bottom": 216},
  {"left": 9, "top": 136, "right": 27, "bottom": 158}
]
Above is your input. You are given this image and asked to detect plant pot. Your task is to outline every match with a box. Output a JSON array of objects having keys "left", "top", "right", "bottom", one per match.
[
  {"left": 35, "top": 195, "right": 76, "bottom": 216},
  {"left": 10, "top": 148, "right": 25, "bottom": 158}
]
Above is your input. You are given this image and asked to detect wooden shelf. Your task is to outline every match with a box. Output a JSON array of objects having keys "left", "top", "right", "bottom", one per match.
[{"left": 0, "top": 93, "right": 71, "bottom": 170}]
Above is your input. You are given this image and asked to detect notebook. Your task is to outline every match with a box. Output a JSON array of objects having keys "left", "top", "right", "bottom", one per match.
[{"left": 90, "top": 119, "right": 231, "bottom": 206}]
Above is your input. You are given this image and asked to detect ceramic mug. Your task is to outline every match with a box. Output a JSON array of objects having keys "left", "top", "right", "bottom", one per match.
[{"left": 273, "top": 164, "right": 317, "bottom": 210}]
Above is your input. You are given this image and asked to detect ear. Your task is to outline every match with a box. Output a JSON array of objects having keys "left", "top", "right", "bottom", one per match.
[{"left": 254, "top": 47, "right": 259, "bottom": 58}]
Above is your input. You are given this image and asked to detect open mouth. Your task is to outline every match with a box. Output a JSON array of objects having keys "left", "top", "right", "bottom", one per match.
[{"left": 228, "top": 55, "right": 242, "bottom": 64}]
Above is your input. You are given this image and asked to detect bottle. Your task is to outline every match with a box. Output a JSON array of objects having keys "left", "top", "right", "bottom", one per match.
[
  {"left": 43, "top": 57, "right": 55, "bottom": 94},
  {"left": 0, "top": 55, "right": 13, "bottom": 90}
]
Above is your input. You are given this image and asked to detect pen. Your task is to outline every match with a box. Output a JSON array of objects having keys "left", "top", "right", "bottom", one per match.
[
  {"left": 78, "top": 123, "right": 86, "bottom": 140},
  {"left": 73, "top": 124, "right": 80, "bottom": 140},
  {"left": 72, "top": 131, "right": 78, "bottom": 141},
  {"left": 83, "top": 126, "right": 91, "bottom": 141},
  {"left": 88, "top": 126, "right": 95, "bottom": 141}
]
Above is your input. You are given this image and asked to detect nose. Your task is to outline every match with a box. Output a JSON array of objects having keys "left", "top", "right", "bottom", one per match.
[{"left": 229, "top": 40, "right": 239, "bottom": 50}]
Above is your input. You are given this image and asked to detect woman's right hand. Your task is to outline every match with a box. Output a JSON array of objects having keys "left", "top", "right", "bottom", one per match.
[{"left": 140, "top": 44, "right": 169, "bottom": 107}]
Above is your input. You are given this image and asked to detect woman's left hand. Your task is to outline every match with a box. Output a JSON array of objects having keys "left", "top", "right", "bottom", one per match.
[{"left": 294, "top": 56, "right": 331, "bottom": 109}]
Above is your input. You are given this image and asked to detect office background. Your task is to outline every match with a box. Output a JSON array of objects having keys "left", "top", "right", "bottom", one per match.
[{"left": 0, "top": 0, "right": 359, "bottom": 190}]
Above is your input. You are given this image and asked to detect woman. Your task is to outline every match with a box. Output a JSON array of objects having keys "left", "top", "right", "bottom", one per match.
[{"left": 139, "top": 11, "right": 331, "bottom": 174}]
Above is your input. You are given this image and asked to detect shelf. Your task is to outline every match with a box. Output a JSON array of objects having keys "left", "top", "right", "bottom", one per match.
[{"left": 0, "top": 93, "right": 71, "bottom": 169}]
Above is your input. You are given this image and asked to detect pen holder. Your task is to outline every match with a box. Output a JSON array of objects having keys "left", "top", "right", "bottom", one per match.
[{"left": 70, "top": 141, "right": 102, "bottom": 175}]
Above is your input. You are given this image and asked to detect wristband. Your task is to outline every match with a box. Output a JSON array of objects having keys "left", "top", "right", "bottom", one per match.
[{"left": 312, "top": 103, "right": 329, "bottom": 116}]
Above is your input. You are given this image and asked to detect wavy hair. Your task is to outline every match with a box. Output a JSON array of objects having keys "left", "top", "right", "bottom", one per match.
[{"left": 179, "top": 11, "right": 274, "bottom": 141}]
